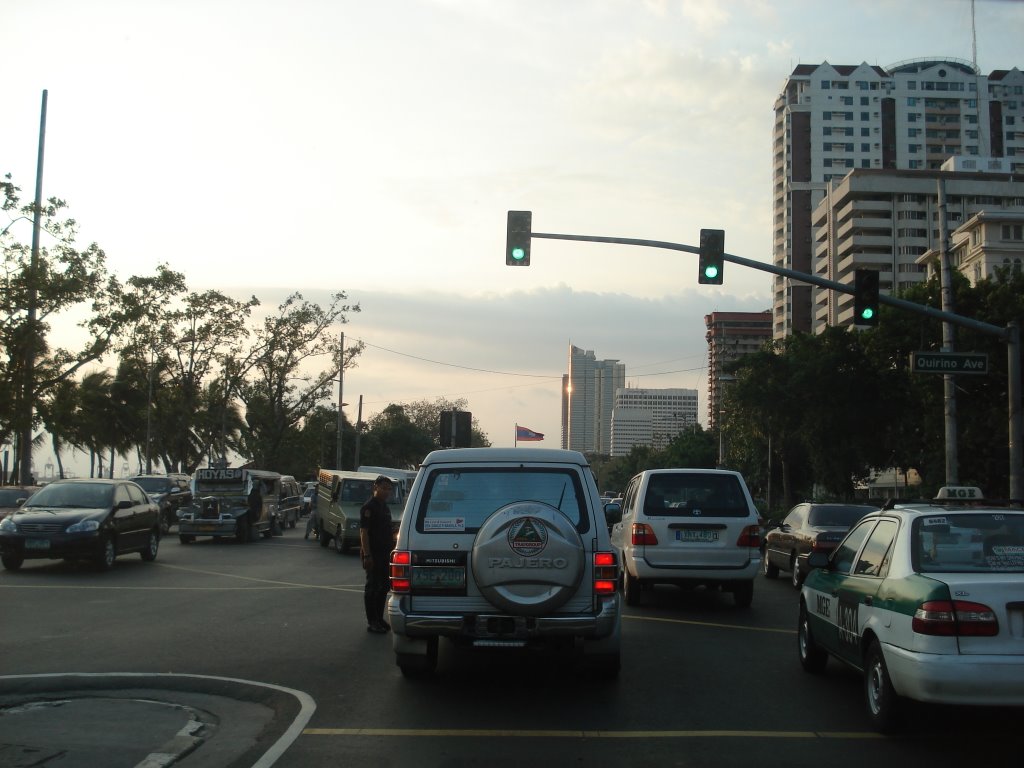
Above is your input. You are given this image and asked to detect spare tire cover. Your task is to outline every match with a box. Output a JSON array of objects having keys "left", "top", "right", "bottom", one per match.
[{"left": 472, "top": 501, "right": 585, "bottom": 616}]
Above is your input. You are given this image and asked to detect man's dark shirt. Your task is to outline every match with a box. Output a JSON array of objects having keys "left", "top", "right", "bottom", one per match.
[{"left": 360, "top": 495, "right": 392, "bottom": 558}]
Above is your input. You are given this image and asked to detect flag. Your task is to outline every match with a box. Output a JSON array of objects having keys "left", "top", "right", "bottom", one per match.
[{"left": 516, "top": 425, "right": 544, "bottom": 442}]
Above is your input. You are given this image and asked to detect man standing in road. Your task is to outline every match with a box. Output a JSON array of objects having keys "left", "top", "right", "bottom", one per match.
[{"left": 360, "top": 475, "right": 394, "bottom": 634}]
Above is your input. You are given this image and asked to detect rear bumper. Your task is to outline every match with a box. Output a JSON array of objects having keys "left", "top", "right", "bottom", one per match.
[
  {"left": 178, "top": 519, "right": 238, "bottom": 537},
  {"left": 884, "top": 642, "right": 1024, "bottom": 705},
  {"left": 629, "top": 554, "right": 760, "bottom": 584},
  {"left": 387, "top": 593, "right": 621, "bottom": 642}
]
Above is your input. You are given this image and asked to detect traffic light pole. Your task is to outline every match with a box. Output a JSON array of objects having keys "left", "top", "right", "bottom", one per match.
[{"left": 527, "top": 229, "right": 1022, "bottom": 501}]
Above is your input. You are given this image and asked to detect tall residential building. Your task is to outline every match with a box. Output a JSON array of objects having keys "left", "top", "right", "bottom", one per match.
[
  {"left": 705, "top": 311, "right": 773, "bottom": 428},
  {"left": 561, "top": 345, "right": 625, "bottom": 455},
  {"left": 772, "top": 59, "right": 1024, "bottom": 339},
  {"left": 811, "top": 168, "right": 1024, "bottom": 330},
  {"left": 610, "top": 387, "right": 698, "bottom": 457}
]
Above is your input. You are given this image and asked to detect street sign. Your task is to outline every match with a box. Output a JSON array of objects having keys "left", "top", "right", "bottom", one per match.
[{"left": 911, "top": 351, "right": 988, "bottom": 375}]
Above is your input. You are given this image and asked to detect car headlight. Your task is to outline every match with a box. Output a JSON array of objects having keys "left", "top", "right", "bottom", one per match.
[
  {"left": 0, "top": 517, "right": 16, "bottom": 532},
  {"left": 66, "top": 519, "right": 100, "bottom": 533}
]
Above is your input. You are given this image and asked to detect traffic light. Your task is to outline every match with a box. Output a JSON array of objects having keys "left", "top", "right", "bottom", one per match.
[
  {"left": 698, "top": 228, "right": 725, "bottom": 284},
  {"left": 506, "top": 210, "right": 532, "bottom": 266},
  {"left": 853, "top": 269, "right": 880, "bottom": 326}
]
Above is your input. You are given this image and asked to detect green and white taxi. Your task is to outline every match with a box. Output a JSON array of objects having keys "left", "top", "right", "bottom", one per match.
[{"left": 797, "top": 488, "right": 1024, "bottom": 731}]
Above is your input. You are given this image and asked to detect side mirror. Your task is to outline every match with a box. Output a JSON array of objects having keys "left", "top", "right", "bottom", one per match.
[
  {"left": 117, "top": 500, "right": 133, "bottom": 510},
  {"left": 807, "top": 551, "right": 830, "bottom": 570},
  {"left": 604, "top": 502, "right": 622, "bottom": 529}
]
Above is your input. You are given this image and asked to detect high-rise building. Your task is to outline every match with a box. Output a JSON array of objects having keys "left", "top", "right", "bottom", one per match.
[
  {"left": 610, "top": 387, "right": 698, "bottom": 457},
  {"left": 705, "top": 311, "right": 773, "bottom": 429},
  {"left": 772, "top": 60, "right": 1024, "bottom": 339},
  {"left": 562, "top": 345, "right": 625, "bottom": 455},
  {"left": 811, "top": 167, "right": 1024, "bottom": 330}
]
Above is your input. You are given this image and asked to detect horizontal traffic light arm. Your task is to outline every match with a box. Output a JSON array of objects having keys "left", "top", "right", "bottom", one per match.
[{"left": 528, "top": 230, "right": 1008, "bottom": 341}]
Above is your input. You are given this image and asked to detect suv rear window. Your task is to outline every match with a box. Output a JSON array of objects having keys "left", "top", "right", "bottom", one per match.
[
  {"left": 643, "top": 473, "right": 750, "bottom": 518},
  {"left": 416, "top": 467, "right": 588, "bottom": 532}
]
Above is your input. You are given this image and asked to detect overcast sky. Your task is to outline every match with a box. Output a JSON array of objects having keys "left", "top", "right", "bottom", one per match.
[{"left": 3, "top": 0, "right": 1021, "bottom": 472}]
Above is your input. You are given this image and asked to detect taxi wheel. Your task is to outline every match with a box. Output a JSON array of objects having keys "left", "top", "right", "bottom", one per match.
[
  {"left": 797, "top": 602, "right": 828, "bottom": 673},
  {"left": 1, "top": 554, "right": 24, "bottom": 571},
  {"left": 864, "top": 640, "right": 901, "bottom": 732},
  {"left": 762, "top": 554, "right": 779, "bottom": 579}
]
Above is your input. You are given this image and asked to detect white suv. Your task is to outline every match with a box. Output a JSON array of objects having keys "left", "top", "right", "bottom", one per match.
[
  {"left": 387, "top": 448, "right": 622, "bottom": 678},
  {"left": 610, "top": 468, "right": 762, "bottom": 607}
]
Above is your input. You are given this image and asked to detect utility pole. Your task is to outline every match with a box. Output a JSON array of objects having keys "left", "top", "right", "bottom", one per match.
[
  {"left": 19, "top": 90, "right": 47, "bottom": 486},
  {"left": 336, "top": 331, "right": 345, "bottom": 470},
  {"left": 937, "top": 179, "right": 959, "bottom": 484}
]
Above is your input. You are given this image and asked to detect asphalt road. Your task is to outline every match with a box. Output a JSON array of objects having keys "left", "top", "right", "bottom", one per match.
[{"left": 1, "top": 525, "right": 1020, "bottom": 767}]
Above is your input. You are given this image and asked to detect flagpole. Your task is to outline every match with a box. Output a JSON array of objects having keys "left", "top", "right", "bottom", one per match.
[{"left": 514, "top": 423, "right": 518, "bottom": 448}]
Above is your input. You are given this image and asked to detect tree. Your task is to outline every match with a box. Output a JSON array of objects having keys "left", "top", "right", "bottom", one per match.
[{"left": 236, "top": 292, "right": 361, "bottom": 470}]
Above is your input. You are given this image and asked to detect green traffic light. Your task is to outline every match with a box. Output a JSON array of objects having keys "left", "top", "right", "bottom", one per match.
[
  {"left": 704, "top": 265, "right": 719, "bottom": 280},
  {"left": 511, "top": 247, "right": 526, "bottom": 261},
  {"left": 861, "top": 307, "right": 875, "bottom": 321}
]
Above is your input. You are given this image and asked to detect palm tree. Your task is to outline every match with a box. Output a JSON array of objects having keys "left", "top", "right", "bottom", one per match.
[{"left": 37, "top": 378, "right": 82, "bottom": 479}]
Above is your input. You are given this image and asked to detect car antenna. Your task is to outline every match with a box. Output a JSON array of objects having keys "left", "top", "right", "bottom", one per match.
[{"left": 881, "top": 497, "right": 896, "bottom": 511}]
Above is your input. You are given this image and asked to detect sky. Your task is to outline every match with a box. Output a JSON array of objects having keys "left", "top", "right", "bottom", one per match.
[{"left": 3, "top": 0, "right": 1022, "bottom": 475}]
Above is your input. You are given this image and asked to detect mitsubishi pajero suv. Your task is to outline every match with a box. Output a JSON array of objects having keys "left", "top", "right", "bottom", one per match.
[{"left": 387, "top": 448, "right": 621, "bottom": 678}]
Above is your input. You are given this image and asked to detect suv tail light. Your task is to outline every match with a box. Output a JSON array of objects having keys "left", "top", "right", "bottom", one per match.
[
  {"left": 631, "top": 523, "right": 658, "bottom": 546},
  {"left": 912, "top": 600, "right": 999, "bottom": 637},
  {"left": 736, "top": 524, "right": 761, "bottom": 549},
  {"left": 390, "top": 550, "right": 412, "bottom": 593},
  {"left": 593, "top": 551, "right": 618, "bottom": 595}
]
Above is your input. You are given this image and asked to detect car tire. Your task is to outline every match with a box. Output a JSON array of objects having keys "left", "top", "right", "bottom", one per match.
[
  {"left": 235, "top": 516, "right": 250, "bottom": 544},
  {"left": 140, "top": 529, "right": 160, "bottom": 562},
  {"left": 790, "top": 554, "right": 804, "bottom": 589},
  {"left": 622, "top": 567, "right": 641, "bottom": 607},
  {"left": 762, "top": 553, "right": 779, "bottom": 579},
  {"left": 179, "top": 534, "right": 195, "bottom": 544},
  {"left": 318, "top": 523, "right": 330, "bottom": 547},
  {"left": 288, "top": 517, "right": 297, "bottom": 529},
  {"left": 270, "top": 517, "right": 283, "bottom": 536},
  {"left": 797, "top": 601, "right": 828, "bottom": 674},
  {"left": 1, "top": 553, "right": 24, "bottom": 571},
  {"left": 335, "top": 527, "right": 347, "bottom": 554},
  {"left": 95, "top": 536, "right": 116, "bottom": 571},
  {"left": 864, "top": 639, "right": 901, "bottom": 733},
  {"left": 732, "top": 580, "right": 754, "bottom": 608},
  {"left": 397, "top": 637, "right": 438, "bottom": 678}
]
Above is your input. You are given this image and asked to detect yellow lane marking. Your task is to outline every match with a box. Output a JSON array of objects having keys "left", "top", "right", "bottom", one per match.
[
  {"left": 625, "top": 613, "right": 796, "bottom": 635},
  {"left": 303, "top": 728, "right": 881, "bottom": 740}
]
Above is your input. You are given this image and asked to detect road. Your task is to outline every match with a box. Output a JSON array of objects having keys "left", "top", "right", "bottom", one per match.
[{"left": 1, "top": 527, "right": 1019, "bottom": 767}]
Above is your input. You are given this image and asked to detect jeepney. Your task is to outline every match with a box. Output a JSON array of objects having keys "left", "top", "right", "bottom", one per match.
[
  {"left": 315, "top": 469, "right": 405, "bottom": 553},
  {"left": 178, "top": 468, "right": 282, "bottom": 543}
]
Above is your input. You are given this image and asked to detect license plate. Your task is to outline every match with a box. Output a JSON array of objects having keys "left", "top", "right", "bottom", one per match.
[
  {"left": 676, "top": 529, "right": 719, "bottom": 543},
  {"left": 199, "top": 525, "right": 217, "bottom": 532},
  {"left": 412, "top": 566, "right": 466, "bottom": 588},
  {"left": 25, "top": 538, "right": 51, "bottom": 550}
]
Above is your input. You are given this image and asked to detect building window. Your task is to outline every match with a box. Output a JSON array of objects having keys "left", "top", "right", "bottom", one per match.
[
  {"left": 1002, "top": 224, "right": 1024, "bottom": 241},
  {"left": 821, "top": 80, "right": 831, "bottom": 89},
  {"left": 861, "top": 143, "right": 870, "bottom": 152}
]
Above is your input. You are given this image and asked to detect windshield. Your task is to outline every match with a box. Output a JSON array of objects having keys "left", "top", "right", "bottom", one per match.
[
  {"left": 417, "top": 467, "right": 587, "bottom": 532},
  {"left": 338, "top": 479, "right": 400, "bottom": 504},
  {"left": 913, "top": 512, "right": 1024, "bottom": 573},
  {"left": 131, "top": 477, "right": 172, "bottom": 493},
  {"left": 807, "top": 505, "right": 873, "bottom": 527},
  {"left": 24, "top": 482, "right": 113, "bottom": 509}
]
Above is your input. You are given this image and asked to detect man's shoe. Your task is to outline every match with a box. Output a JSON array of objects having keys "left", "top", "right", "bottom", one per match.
[{"left": 367, "top": 623, "right": 387, "bottom": 634}]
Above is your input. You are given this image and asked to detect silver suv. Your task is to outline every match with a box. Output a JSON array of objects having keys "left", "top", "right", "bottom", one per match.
[
  {"left": 610, "top": 468, "right": 762, "bottom": 607},
  {"left": 387, "top": 448, "right": 622, "bottom": 678}
]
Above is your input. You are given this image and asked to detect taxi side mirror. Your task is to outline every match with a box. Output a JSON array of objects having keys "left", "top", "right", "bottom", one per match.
[{"left": 807, "top": 551, "right": 830, "bottom": 570}]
